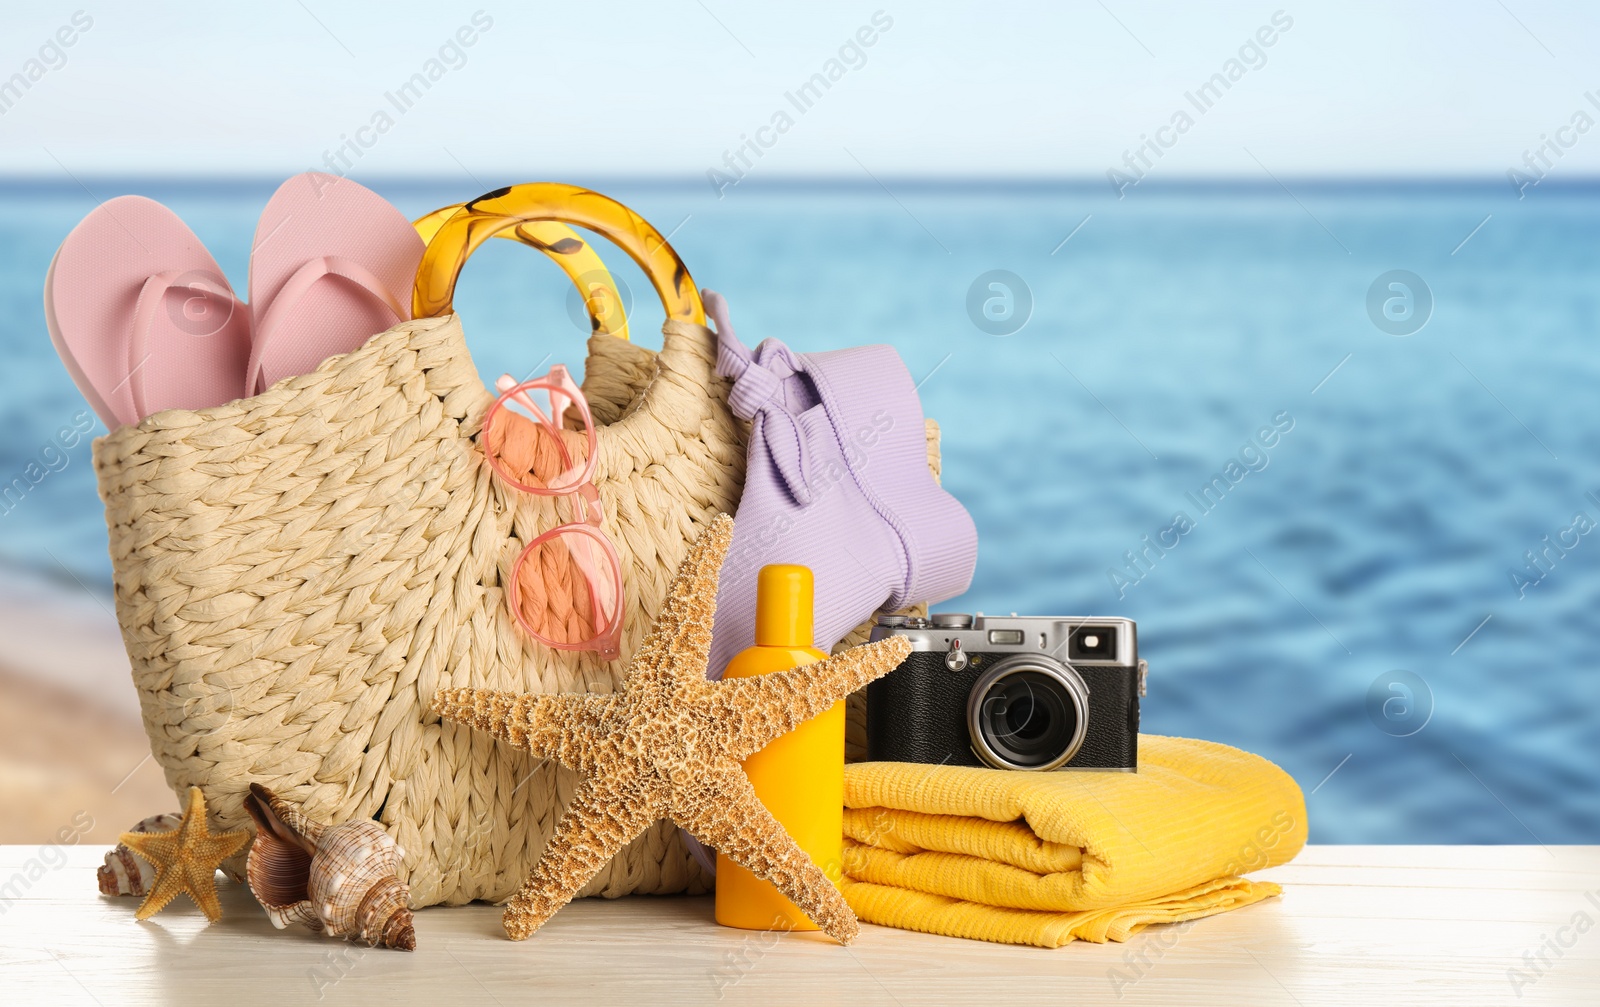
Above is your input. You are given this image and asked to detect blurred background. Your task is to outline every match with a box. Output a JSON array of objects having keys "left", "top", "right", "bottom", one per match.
[{"left": 1, "top": 1, "right": 1596, "bottom": 845}]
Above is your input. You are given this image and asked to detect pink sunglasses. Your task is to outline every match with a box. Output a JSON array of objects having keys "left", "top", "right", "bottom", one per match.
[{"left": 482, "top": 365, "right": 623, "bottom": 660}]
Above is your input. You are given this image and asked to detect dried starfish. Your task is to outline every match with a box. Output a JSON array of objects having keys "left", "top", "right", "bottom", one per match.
[
  {"left": 120, "top": 786, "right": 249, "bottom": 922},
  {"left": 433, "top": 513, "right": 912, "bottom": 944}
]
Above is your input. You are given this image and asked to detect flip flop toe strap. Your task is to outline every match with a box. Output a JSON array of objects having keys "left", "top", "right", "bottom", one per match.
[
  {"left": 248, "top": 254, "right": 406, "bottom": 394},
  {"left": 128, "top": 268, "right": 242, "bottom": 418}
]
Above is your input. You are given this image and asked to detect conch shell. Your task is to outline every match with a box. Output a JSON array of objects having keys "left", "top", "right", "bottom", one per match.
[
  {"left": 98, "top": 812, "right": 183, "bottom": 896},
  {"left": 243, "top": 783, "right": 415, "bottom": 951}
]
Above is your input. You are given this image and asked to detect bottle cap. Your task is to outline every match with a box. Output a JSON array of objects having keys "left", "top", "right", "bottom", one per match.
[{"left": 755, "top": 564, "right": 814, "bottom": 648}]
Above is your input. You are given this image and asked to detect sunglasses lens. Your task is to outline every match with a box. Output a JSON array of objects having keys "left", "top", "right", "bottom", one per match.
[
  {"left": 512, "top": 527, "right": 620, "bottom": 648},
  {"left": 485, "top": 379, "right": 594, "bottom": 494}
]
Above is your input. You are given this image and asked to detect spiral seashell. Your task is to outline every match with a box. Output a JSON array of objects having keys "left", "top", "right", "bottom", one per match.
[
  {"left": 97, "top": 812, "right": 183, "bottom": 896},
  {"left": 244, "top": 784, "right": 416, "bottom": 951}
]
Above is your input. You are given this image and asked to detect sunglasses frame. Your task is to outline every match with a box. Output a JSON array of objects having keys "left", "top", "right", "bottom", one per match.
[{"left": 482, "top": 365, "right": 623, "bottom": 660}]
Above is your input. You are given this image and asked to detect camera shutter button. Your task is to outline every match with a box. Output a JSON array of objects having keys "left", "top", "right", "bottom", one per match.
[{"left": 944, "top": 639, "right": 969, "bottom": 672}]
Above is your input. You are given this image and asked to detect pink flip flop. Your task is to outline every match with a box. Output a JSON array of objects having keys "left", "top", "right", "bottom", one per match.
[
  {"left": 46, "top": 196, "right": 251, "bottom": 428},
  {"left": 246, "top": 173, "right": 424, "bottom": 394}
]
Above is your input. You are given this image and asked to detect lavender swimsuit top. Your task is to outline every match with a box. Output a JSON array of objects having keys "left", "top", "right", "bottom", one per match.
[{"left": 703, "top": 290, "right": 978, "bottom": 677}]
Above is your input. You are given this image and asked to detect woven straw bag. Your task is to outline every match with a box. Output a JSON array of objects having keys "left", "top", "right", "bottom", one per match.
[{"left": 92, "top": 184, "right": 938, "bottom": 907}]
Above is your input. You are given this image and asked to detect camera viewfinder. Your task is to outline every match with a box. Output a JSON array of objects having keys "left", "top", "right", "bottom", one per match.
[{"left": 1068, "top": 625, "right": 1117, "bottom": 662}]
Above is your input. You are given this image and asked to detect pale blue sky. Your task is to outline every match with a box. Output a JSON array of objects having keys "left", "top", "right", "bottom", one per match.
[{"left": 2, "top": 1, "right": 1598, "bottom": 179}]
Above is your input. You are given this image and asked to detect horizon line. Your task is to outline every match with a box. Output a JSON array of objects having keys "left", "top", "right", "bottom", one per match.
[{"left": 0, "top": 173, "right": 1592, "bottom": 196}]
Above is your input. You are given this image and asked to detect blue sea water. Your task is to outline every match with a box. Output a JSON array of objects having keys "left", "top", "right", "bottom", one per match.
[{"left": 2, "top": 177, "right": 1597, "bottom": 845}]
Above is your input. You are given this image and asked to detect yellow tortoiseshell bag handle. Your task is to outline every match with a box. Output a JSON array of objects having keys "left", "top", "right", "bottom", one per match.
[
  {"left": 414, "top": 203, "right": 632, "bottom": 340},
  {"left": 413, "top": 185, "right": 703, "bottom": 333}
]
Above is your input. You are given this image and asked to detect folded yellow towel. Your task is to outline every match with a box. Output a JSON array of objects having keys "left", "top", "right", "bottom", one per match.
[{"left": 840, "top": 735, "right": 1306, "bottom": 947}]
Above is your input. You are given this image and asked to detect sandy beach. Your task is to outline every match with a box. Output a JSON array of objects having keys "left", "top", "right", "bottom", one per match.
[
  {"left": 0, "top": 667, "right": 175, "bottom": 845},
  {"left": 0, "top": 569, "right": 175, "bottom": 845}
]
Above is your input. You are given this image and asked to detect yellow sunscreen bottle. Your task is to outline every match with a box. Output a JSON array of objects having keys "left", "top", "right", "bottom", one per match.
[{"left": 714, "top": 563, "right": 840, "bottom": 932}]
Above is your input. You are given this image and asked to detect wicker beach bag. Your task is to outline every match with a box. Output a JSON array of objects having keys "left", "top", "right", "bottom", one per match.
[{"left": 92, "top": 184, "right": 938, "bottom": 907}]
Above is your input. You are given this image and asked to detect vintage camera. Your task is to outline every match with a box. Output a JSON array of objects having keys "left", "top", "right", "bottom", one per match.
[{"left": 867, "top": 614, "right": 1146, "bottom": 771}]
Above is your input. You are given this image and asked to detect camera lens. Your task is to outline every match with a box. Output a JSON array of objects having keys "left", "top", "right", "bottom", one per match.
[{"left": 966, "top": 657, "right": 1089, "bottom": 771}]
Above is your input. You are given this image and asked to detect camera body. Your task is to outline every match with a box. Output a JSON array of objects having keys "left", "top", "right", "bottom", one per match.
[{"left": 867, "top": 614, "right": 1145, "bottom": 771}]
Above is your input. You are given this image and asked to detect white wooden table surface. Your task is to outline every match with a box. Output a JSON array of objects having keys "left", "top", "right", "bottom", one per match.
[{"left": 1, "top": 845, "right": 1595, "bottom": 1005}]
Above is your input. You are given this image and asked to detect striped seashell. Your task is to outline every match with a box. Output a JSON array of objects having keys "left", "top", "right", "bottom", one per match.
[
  {"left": 243, "top": 784, "right": 415, "bottom": 951},
  {"left": 97, "top": 812, "right": 183, "bottom": 897}
]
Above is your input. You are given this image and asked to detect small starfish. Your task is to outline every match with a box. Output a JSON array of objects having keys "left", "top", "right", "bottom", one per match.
[
  {"left": 434, "top": 513, "right": 912, "bottom": 944},
  {"left": 120, "top": 786, "right": 249, "bottom": 923}
]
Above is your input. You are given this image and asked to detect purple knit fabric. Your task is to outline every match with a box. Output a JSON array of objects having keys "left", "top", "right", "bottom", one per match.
[{"left": 703, "top": 290, "right": 977, "bottom": 678}]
